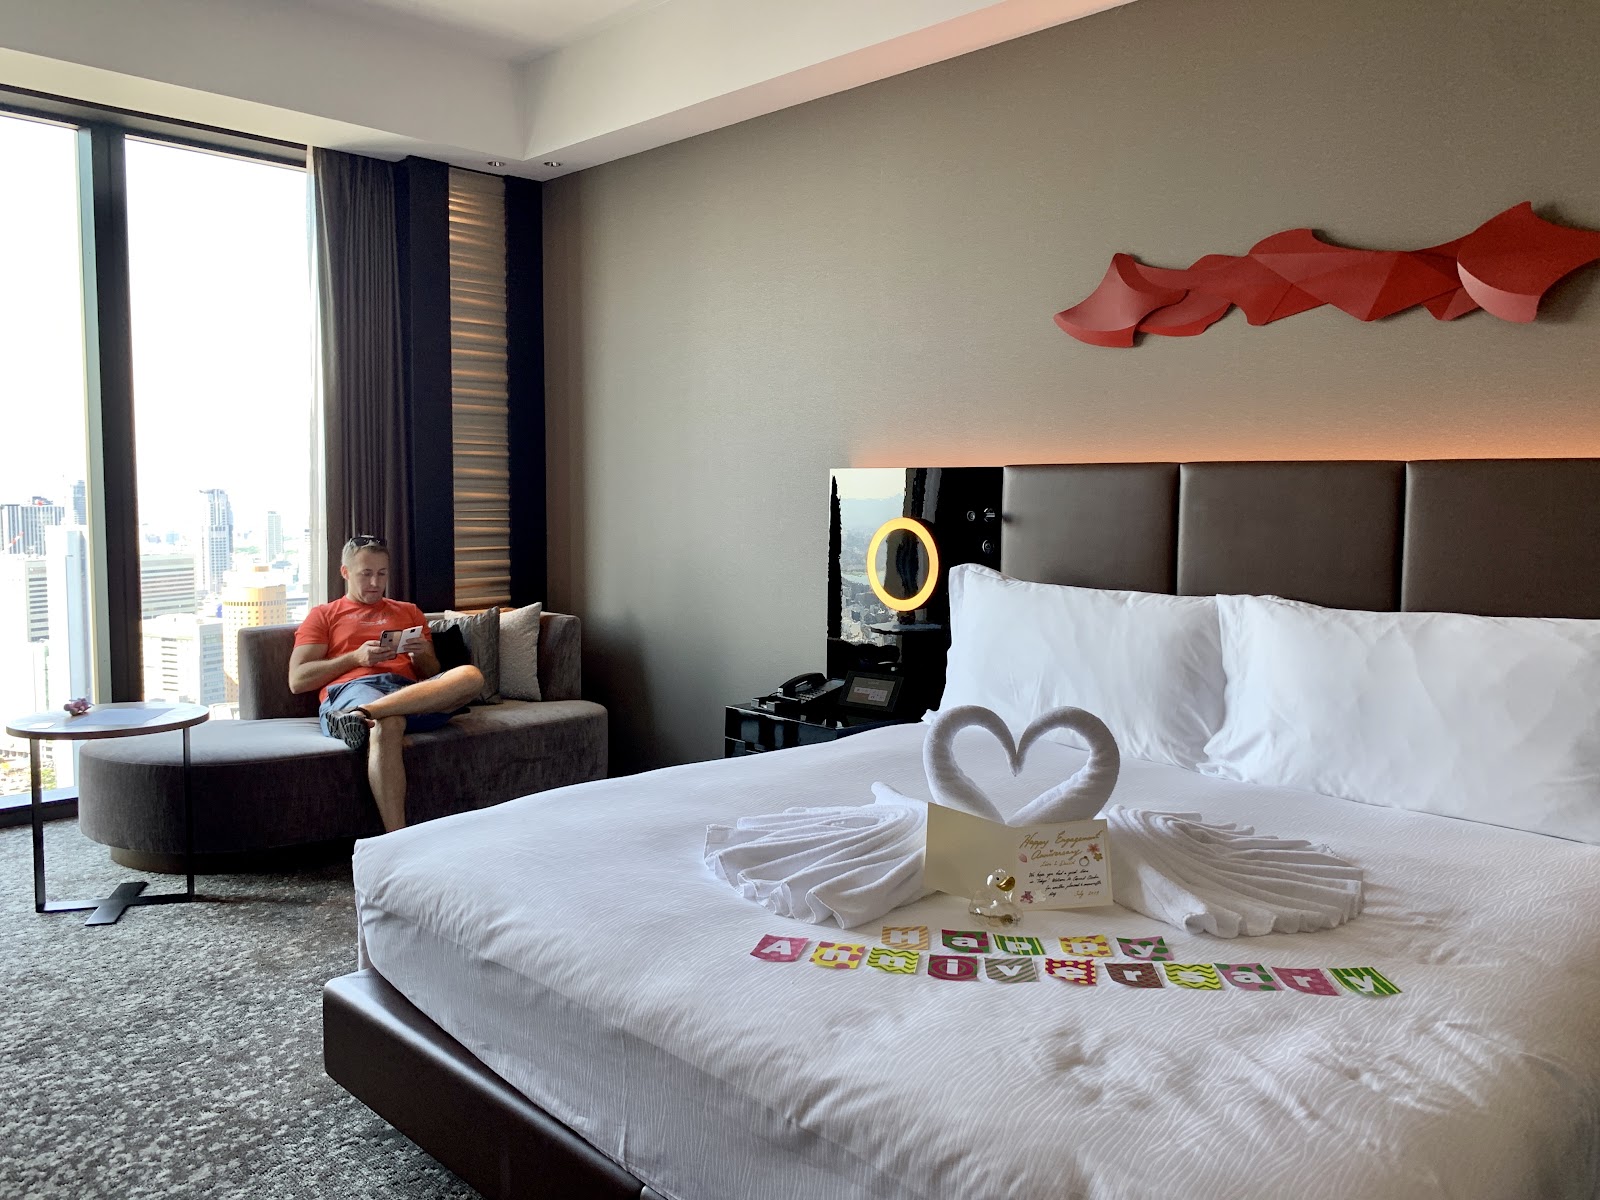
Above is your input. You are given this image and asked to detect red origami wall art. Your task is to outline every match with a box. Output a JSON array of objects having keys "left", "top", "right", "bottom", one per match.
[{"left": 1053, "top": 202, "right": 1600, "bottom": 348}]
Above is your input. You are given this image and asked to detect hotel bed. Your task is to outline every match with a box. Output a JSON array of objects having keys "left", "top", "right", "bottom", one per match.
[{"left": 325, "top": 459, "right": 1600, "bottom": 1200}]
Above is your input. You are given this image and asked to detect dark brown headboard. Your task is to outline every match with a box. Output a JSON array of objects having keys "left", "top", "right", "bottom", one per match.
[{"left": 1002, "top": 459, "right": 1600, "bottom": 618}]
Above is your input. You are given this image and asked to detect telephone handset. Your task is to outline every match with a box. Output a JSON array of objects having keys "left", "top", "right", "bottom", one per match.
[
  {"left": 780, "top": 672, "right": 828, "bottom": 698},
  {"left": 770, "top": 672, "right": 845, "bottom": 712}
]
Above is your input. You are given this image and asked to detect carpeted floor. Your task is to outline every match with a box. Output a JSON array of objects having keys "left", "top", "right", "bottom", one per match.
[{"left": 0, "top": 819, "right": 479, "bottom": 1199}]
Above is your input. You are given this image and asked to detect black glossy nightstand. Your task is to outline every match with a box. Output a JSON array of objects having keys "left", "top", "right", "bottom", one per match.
[{"left": 724, "top": 698, "right": 911, "bottom": 757}]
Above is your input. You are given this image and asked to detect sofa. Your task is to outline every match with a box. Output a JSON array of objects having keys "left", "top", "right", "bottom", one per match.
[{"left": 78, "top": 611, "right": 607, "bottom": 869}]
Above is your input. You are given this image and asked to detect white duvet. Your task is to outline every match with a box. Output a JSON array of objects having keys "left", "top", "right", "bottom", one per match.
[{"left": 352, "top": 724, "right": 1600, "bottom": 1200}]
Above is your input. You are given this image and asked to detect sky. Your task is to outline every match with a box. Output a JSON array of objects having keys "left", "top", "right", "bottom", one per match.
[
  {"left": 832, "top": 467, "right": 906, "bottom": 500},
  {"left": 0, "top": 112, "right": 315, "bottom": 544}
]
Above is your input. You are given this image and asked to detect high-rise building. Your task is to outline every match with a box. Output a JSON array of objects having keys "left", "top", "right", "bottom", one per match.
[
  {"left": 221, "top": 565, "right": 287, "bottom": 703},
  {"left": 197, "top": 488, "right": 234, "bottom": 595},
  {"left": 0, "top": 556, "right": 50, "bottom": 649},
  {"left": 2, "top": 499, "right": 65, "bottom": 555},
  {"left": 266, "top": 511, "right": 284, "bottom": 560},
  {"left": 44, "top": 525, "right": 91, "bottom": 709},
  {"left": 139, "top": 553, "right": 197, "bottom": 618},
  {"left": 142, "top": 614, "right": 225, "bottom": 705},
  {"left": 71, "top": 479, "right": 87, "bottom": 527},
  {"left": 0, "top": 556, "right": 50, "bottom": 643}
]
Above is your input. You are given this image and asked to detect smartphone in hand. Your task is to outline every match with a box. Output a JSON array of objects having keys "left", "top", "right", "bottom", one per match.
[{"left": 377, "top": 625, "right": 426, "bottom": 655}]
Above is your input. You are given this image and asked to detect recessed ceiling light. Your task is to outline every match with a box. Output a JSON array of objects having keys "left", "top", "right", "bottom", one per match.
[
  {"left": 542, "top": 161, "right": 563, "bottom": 168},
  {"left": 486, "top": 160, "right": 506, "bottom": 167}
]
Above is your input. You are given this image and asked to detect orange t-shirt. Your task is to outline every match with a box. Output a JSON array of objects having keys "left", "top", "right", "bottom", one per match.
[{"left": 294, "top": 596, "right": 433, "bottom": 701}]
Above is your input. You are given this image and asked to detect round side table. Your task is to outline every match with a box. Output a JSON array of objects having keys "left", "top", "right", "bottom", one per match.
[{"left": 6, "top": 702, "right": 209, "bottom": 926}]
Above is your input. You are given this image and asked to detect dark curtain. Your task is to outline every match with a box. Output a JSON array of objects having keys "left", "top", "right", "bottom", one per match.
[{"left": 312, "top": 148, "right": 412, "bottom": 601}]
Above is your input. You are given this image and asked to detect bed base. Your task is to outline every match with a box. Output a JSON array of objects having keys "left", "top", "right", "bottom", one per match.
[{"left": 323, "top": 971, "right": 660, "bottom": 1200}]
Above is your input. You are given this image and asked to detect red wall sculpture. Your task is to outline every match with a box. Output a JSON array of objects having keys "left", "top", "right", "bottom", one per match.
[{"left": 1054, "top": 203, "right": 1600, "bottom": 348}]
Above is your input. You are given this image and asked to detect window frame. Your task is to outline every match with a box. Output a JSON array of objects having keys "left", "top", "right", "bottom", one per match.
[{"left": 0, "top": 88, "right": 308, "bottom": 815}]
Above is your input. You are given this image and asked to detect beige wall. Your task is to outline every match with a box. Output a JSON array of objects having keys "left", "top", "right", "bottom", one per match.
[{"left": 544, "top": 0, "right": 1600, "bottom": 772}]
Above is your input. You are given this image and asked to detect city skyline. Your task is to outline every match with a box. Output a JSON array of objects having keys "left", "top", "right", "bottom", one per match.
[{"left": 0, "top": 480, "right": 312, "bottom": 781}]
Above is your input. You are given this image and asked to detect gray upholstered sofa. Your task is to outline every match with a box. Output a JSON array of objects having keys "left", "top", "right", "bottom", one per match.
[{"left": 78, "top": 611, "right": 607, "bottom": 868}]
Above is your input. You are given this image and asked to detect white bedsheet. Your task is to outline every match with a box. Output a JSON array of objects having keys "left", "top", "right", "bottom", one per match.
[{"left": 352, "top": 724, "right": 1600, "bottom": 1200}]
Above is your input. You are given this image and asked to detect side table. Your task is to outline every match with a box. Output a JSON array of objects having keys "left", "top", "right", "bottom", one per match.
[
  {"left": 5, "top": 702, "right": 209, "bottom": 926},
  {"left": 724, "top": 697, "right": 912, "bottom": 757}
]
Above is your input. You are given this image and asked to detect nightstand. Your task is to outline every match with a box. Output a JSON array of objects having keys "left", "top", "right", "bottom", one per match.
[{"left": 724, "top": 698, "right": 910, "bottom": 757}]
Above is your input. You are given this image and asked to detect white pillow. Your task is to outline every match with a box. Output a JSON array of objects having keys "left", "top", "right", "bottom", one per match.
[
  {"left": 1202, "top": 594, "right": 1600, "bottom": 844},
  {"left": 934, "top": 565, "right": 1224, "bottom": 769},
  {"left": 499, "top": 602, "right": 542, "bottom": 701}
]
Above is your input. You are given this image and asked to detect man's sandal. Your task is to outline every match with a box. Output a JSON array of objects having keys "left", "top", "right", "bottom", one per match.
[{"left": 326, "top": 706, "right": 375, "bottom": 753}]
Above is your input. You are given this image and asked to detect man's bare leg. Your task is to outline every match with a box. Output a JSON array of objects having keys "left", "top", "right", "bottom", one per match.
[
  {"left": 343, "top": 666, "right": 481, "bottom": 832},
  {"left": 356, "top": 665, "right": 483, "bottom": 721},
  {"left": 368, "top": 716, "right": 407, "bottom": 832}
]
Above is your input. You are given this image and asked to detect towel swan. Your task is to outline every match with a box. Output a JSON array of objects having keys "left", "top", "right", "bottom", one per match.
[
  {"left": 922, "top": 704, "right": 1121, "bottom": 825},
  {"left": 705, "top": 702, "right": 1361, "bottom": 935}
]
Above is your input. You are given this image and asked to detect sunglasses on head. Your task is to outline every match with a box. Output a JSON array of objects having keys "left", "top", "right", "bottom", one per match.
[{"left": 346, "top": 534, "right": 387, "bottom": 550}]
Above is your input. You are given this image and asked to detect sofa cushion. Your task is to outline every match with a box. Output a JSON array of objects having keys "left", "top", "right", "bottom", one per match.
[
  {"left": 499, "top": 603, "right": 542, "bottom": 702},
  {"left": 436, "top": 608, "right": 502, "bottom": 704},
  {"left": 431, "top": 624, "right": 471, "bottom": 673}
]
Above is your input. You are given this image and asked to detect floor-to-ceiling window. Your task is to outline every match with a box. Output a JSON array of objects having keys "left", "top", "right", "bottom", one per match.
[
  {"left": 0, "top": 111, "right": 96, "bottom": 798},
  {"left": 126, "top": 139, "right": 314, "bottom": 713},
  {"left": 0, "top": 96, "right": 313, "bottom": 809}
]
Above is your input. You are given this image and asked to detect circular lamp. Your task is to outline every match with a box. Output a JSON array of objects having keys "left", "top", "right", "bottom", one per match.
[{"left": 866, "top": 518, "right": 939, "bottom": 613}]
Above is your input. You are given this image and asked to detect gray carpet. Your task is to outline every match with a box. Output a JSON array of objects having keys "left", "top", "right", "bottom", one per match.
[{"left": 0, "top": 819, "right": 479, "bottom": 1200}]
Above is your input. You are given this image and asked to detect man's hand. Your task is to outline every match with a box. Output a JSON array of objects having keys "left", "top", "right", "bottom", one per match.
[
  {"left": 409, "top": 641, "right": 442, "bottom": 680},
  {"left": 353, "top": 639, "right": 390, "bottom": 668}
]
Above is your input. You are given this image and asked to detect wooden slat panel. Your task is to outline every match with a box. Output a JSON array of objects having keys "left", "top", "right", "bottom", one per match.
[{"left": 448, "top": 168, "right": 511, "bottom": 609}]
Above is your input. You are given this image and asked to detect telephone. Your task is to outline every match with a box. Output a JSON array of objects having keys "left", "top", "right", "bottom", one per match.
[{"left": 768, "top": 673, "right": 845, "bottom": 713}]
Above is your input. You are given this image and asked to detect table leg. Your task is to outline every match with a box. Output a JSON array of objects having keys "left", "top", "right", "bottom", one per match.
[
  {"left": 27, "top": 727, "right": 192, "bottom": 924},
  {"left": 83, "top": 881, "right": 150, "bottom": 926},
  {"left": 30, "top": 740, "right": 44, "bottom": 913},
  {"left": 183, "top": 725, "right": 195, "bottom": 899}
]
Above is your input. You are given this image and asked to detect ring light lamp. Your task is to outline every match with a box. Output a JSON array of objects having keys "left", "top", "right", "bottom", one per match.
[{"left": 866, "top": 518, "right": 939, "bottom": 613}]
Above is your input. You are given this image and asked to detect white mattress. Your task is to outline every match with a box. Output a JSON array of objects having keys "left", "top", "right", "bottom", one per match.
[{"left": 352, "top": 724, "right": 1600, "bottom": 1200}]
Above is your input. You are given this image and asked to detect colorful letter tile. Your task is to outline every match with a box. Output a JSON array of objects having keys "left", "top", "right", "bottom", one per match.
[
  {"left": 984, "top": 956, "right": 1039, "bottom": 983},
  {"left": 866, "top": 947, "right": 920, "bottom": 975},
  {"left": 810, "top": 942, "right": 866, "bottom": 970},
  {"left": 1216, "top": 963, "right": 1278, "bottom": 991},
  {"left": 1163, "top": 963, "right": 1223, "bottom": 990},
  {"left": 1043, "top": 958, "right": 1098, "bottom": 986},
  {"left": 881, "top": 925, "right": 930, "bottom": 951},
  {"left": 928, "top": 955, "right": 980, "bottom": 981},
  {"left": 1271, "top": 967, "right": 1341, "bottom": 996},
  {"left": 994, "top": 935, "right": 1045, "bottom": 956},
  {"left": 1060, "top": 935, "right": 1112, "bottom": 957},
  {"left": 1104, "top": 961, "right": 1164, "bottom": 988},
  {"left": 1330, "top": 967, "right": 1402, "bottom": 997},
  {"left": 1117, "top": 936, "right": 1173, "bottom": 961},
  {"left": 750, "top": 934, "right": 809, "bottom": 963},
  {"left": 941, "top": 929, "right": 990, "bottom": 954}
]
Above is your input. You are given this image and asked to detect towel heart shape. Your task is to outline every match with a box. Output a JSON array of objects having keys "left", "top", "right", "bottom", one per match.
[{"left": 922, "top": 705, "right": 1121, "bottom": 826}]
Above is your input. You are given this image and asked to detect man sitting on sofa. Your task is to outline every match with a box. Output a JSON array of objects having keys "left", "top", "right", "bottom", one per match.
[{"left": 287, "top": 534, "right": 483, "bottom": 832}]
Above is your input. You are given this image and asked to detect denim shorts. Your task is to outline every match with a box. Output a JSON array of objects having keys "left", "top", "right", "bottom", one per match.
[{"left": 319, "top": 672, "right": 455, "bottom": 737}]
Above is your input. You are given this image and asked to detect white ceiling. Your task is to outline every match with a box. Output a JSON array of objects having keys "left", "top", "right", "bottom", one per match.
[
  {"left": 298, "top": 0, "right": 669, "bottom": 59},
  {"left": 0, "top": 0, "right": 1137, "bottom": 178}
]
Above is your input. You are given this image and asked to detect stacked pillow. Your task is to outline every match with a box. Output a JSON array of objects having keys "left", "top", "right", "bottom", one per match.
[
  {"left": 936, "top": 564, "right": 1600, "bottom": 845},
  {"left": 428, "top": 602, "right": 543, "bottom": 703},
  {"left": 937, "top": 565, "right": 1224, "bottom": 769},
  {"left": 1200, "top": 595, "right": 1600, "bottom": 845}
]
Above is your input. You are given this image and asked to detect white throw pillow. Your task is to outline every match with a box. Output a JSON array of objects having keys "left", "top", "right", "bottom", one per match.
[
  {"left": 1202, "top": 594, "right": 1600, "bottom": 844},
  {"left": 934, "top": 565, "right": 1224, "bottom": 769},
  {"left": 499, "top": 602, "right": 542, "bottom": 702}
]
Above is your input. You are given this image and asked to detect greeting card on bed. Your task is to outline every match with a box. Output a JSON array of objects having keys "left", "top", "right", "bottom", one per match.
[{"left": 924, "top": 805, "right": 1111, "bottom": 910}]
